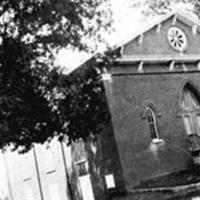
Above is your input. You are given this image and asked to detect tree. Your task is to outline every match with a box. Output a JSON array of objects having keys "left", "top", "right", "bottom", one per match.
[
  {"left": 130, "top": 0, "right": 198, "bottom": 16},
  {"left": 0, "top": 0, "right": 112, "bottom": 152},
  {"left": 53, "top": 49, "right": 118, "bottom": 144}
]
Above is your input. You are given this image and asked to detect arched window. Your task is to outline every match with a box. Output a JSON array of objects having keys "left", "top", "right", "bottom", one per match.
[
  {"left": 145, "top": 107, "right": 159, "bottom": 140},
  {"left": 181, "top": 85, "right": 200, "bottom": 137}
]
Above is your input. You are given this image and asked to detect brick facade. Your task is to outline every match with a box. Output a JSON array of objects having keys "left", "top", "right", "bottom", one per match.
[{"left": 103, "top": 10, "right": 200, "bottom": 190}]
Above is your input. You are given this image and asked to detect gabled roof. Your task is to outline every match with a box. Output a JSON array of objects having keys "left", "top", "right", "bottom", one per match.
[
  {"left": 71, "top": 9, "right": 200, "bottom": 74},
  {"left": 117, "top": 9, "right": 200, "bottom": 49}
]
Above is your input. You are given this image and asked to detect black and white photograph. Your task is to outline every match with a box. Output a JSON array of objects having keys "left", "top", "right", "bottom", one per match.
[{"left": 1, "top": 0, "right": 200, "bottom": 200}]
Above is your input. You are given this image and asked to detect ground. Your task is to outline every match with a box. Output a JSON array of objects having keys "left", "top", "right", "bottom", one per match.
[
  {"left": 111, "top": 166, "right": 200, "bottom": 200},
  {"left": 113, "top": 190, "right": 200, "bottom": 200}
]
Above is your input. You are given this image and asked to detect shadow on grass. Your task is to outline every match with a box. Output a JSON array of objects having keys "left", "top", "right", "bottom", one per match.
[{"left": 110, "top": 166, "right": 200, "bottom": 200}]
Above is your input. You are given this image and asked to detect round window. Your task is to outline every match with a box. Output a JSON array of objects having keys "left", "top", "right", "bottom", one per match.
[{"left": 167, "top": 27, "right": 188, "bottom": 52}]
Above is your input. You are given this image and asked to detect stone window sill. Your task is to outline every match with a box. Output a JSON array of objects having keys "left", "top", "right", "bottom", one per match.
[{"left": 152, "top": 138, "right": 164, "bottom": 144}]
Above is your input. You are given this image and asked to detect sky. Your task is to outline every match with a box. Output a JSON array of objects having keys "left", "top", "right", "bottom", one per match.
[
  {"left": 57, "top": 0, "right": 193, "bottom": 73},
  {"left": 57, "top": 0, "right": 146, "bottom": 73}
]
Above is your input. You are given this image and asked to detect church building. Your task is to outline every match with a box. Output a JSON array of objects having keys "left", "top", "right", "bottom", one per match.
[
  {"left": 101, "top": 9, "right": 200, "bottom": 193},
  {"left": 67, "top": 9, "right": 200, "bottom": 200}
]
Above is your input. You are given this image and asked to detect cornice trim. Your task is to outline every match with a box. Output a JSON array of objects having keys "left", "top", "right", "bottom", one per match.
[{"left": 115, "top": 55, "right": 200, "bottom": 64}]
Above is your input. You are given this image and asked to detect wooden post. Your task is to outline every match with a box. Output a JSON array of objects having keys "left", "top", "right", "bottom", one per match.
[
  {"left": 60, "top": 141, "right": 72, "bottom": 200},
  {"left": 33, "top": 147, "right": 44, "bottom": 200},
  {"left": 2, "top": 153, "right": 14, "bottom": 200}
]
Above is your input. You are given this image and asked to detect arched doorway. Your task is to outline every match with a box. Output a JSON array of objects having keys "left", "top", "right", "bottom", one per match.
[{"left": 181, "top": 83, "right": 200, "bottom": 164}]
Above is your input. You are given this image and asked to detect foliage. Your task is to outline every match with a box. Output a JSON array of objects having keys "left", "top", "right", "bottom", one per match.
[
  {"left": 130, "top": 0, "right": 197, "bottom": 16},
  {"left": 50, "top": 47, "right": 119, "bottom": 143},
  {"left": 193, "top": 0, "right": 200, "bottom": 18},
  {"left": 0, "top": 0, "right": 112, "bottom": 152},
  {"left": 57, "top": 63, "right": 111, "bottom": 144}
]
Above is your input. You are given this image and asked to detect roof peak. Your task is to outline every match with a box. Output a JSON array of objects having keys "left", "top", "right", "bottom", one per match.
[{"left": 116, "top": 9, "right": 200, "bottom": 49}]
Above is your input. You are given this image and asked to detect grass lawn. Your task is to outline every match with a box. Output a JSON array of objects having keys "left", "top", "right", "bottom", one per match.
[
  {"left": 135, "top": 166, "right": 200, "bottom": 189},
  {"left": 110, "top": 166, "right": 200, "bottom": 200},
  {"left": 112, "top": 190, "right": 200, "bottom": 200}
]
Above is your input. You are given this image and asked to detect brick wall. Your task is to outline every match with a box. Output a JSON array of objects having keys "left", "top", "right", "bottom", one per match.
[{"left": 104, "top": 69, "right": 200, "bottom": 189}]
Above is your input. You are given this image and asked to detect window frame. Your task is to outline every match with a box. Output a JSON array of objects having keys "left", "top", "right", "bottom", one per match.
[
  {"left": 181, "top": 86, "right": 200, "bottom": 137},
  {"left": 145, "top": 106, "right": 163, "bottom": 144}
]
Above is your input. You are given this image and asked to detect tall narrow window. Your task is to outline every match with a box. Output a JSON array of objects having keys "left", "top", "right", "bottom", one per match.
[
  {"left": 145, "top": 107, "right": 159, "bottom": 140},
  {"left": 183, "top": 115, "right": 193, "bottom": 136},
  {"left": 181, "top": 84, "right": 200, "bottom": 153},
  {"left": 73, "top": 140, "right": 95, "bottom": 200},
  {"left": 181, "top": 86, "right": 200, "bottom": 136},
  {"left": 73, "top": 139, "right": 89, "bottom": 176}
]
